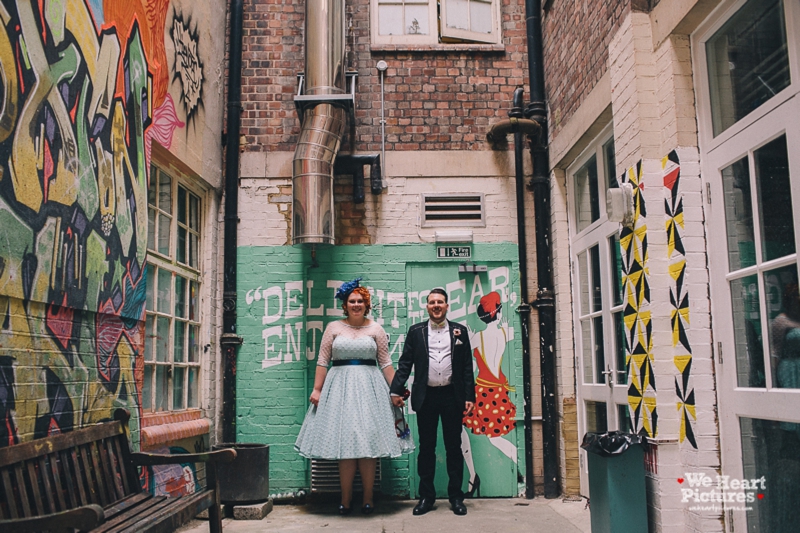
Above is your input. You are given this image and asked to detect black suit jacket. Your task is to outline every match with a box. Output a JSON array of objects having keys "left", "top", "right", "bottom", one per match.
[{"left": 391, "top": 320, "right": 476, "bottom": 412}]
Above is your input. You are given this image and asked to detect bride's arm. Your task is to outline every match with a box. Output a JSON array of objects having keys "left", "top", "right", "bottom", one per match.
[{"left": 375, "top": 325, "right": 395, "bottom": 384}]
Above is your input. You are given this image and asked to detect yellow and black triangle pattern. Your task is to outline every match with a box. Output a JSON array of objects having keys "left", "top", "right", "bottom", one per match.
[
  {"left": 620, "top": 161, "right": 657, "bottom": 438},
  {"left": 663, "top": 151, "right": 697, "bottom": 448}
]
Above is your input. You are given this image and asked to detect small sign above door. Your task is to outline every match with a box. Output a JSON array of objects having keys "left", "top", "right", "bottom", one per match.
[{"left": 437, "top": 246, "right": 471, "bottom": 259}]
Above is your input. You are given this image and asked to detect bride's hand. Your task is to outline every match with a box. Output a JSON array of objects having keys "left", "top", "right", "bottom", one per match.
[{"left": 310, "top": 389, "right": 321, "bottom": 406}]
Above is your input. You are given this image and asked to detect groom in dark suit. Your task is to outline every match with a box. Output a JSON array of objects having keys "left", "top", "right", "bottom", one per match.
[{"left": 391, "top": 288, "right": 475, "bottom": 516}]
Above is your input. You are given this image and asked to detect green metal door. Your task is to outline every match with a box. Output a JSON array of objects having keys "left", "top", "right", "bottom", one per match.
[{"left": 406, "top": 262, "right": 523, "bottom": 498}]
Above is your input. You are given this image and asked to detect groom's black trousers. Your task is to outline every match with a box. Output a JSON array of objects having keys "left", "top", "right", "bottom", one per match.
[{"left": 415, "top": 384, "right": 464, "bottom": 500}]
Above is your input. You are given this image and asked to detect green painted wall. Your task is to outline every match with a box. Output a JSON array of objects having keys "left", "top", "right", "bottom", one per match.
[{"left": 236, "top": 243, "right": 526, "bottom": 496}]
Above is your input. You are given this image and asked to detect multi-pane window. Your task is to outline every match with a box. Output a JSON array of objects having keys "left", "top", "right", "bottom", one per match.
[
  {"left": 723, "top": 135, "right": 796, "bottom": 389},
  {"left": 706, "top": 0, "right": 790, "bottom": 136},
  {"left": 697, "top": 0, "right": 800, "bottom": 528},
  {"left": 570, "top": 130, "right": 628, "bottom": 416},
  {"left": 143, "top": 165, "right": 202, "bottom": 412},
  {"left": 371, "top": 0, "right": 501, "bottom": 45}
]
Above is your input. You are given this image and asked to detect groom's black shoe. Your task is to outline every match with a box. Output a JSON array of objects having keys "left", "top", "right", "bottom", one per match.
[
  {"left": 413, "top": 498, "right": 435, "bottom": 515},
  {"left": 450, "top": 498, "right": 467, "bottom": 516}
]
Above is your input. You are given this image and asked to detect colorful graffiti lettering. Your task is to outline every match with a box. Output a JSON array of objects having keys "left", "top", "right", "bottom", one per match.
[
  {"left": 0, "top": 0, "right": 178, "bottom": 446},
  {"left": 247, "top": 266, "right": 514, "bottom": 369}
]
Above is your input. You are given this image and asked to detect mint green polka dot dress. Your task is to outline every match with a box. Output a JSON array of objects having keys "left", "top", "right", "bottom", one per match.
[{"left": 295, "top": 321, "right": 415, "bottom": 459}]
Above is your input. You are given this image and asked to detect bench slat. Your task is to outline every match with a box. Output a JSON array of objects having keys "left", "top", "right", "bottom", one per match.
[
  {"left": 78, "top": 445, "right": 99, "bottom": 505},
  {"left": 1, "top": 469, "right": 16, "bottom": 518},
  {"left": 56, "top": 450, "right": 82, "bottom": 509},
  {"left": 48, "top": 452, "right": 67, "bottom": 512},
  {"left": 0, "top": 421, "right": 124, "bottom": 468},
  {"left": 86, "top": 442, "right": 107, "bottom": 506},
  {"left": 68, "top": 448, "right": 89, "bottom": 506},
  {"left": 37, "top": 456, "right": 56, "bottom": 514},
  {"left": 97, "top": 439, "right": 124, "bottom": 503},
  {"left": 117, "top": 491, "right": 213, "bottom": 533},
  {"left": 13, "top": 464, "right": 32, "bottom": 516},
  {"left": 94, "top": 495, "right": 169, "bottom": 533},
  {"left": 102, "top": 492, "right": 151, "bottom": 520},
  {"left": 111, "top": 437, "right": 132, "bottom": 496},
  {"left": 26, "top": 460, "right": 45, "bottom": 515},
  {"left": 96, "top": 439, "right": 115, "bottom": 503},
  {"left": 103, "top": 438, "right": 125, "bottom": 501}
]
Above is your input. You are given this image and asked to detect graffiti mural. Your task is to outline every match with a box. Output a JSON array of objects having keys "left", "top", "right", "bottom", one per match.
[
  {"left": 142, "top": 444, "right": 203, "bottom": 496},
  {"left": 0, "top": 0, "right": 185, "bottom": 446},
  {"left": 620, "top": 162, "right": 657, "bottom": 437},
  {"left": 462, "top": 291, "right": 518, "bottom": 498},
  {"left": 237, "top": 244, "right": 525, "bottom": 496},
  {"left": 170, "top": 11, "right": 202, "bottom": 122},
  {"left": 663, "top": 151, "right": 697, "bottom": 448}
]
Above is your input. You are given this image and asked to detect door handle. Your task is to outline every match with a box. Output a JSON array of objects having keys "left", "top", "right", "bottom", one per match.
[{"left": 601, "top": 365, "right": 613, "bottom": 387}]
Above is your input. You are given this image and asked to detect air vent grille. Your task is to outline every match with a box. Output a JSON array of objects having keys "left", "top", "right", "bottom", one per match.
[
  {"left": 421, "top": 194, "right": 485, "bottom": 227},
  {"left": 310, "top": 459, "right": 382, "bottom": 493}
]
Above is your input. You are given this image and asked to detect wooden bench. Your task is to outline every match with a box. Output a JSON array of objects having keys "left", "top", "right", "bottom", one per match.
[{"left": 0, "top": 409, "right": 236, "bottom": 533}]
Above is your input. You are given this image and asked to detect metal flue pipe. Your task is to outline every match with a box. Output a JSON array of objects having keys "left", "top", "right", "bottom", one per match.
[{"left": 292, "top": 0, "right": 347, "bottom": 245}]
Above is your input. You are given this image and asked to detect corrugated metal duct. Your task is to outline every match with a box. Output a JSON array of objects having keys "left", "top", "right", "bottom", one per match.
[{"left": 292, "top": 0, "right": 347, "bottom": 245}]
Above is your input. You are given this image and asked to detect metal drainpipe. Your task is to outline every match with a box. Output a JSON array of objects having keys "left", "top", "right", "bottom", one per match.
[
  {"left": 511, "top": 88, "right": 536, "bottom": 501},
  {"left": 525, "top": 0, "right": 560, "bottom": 499},
  {"left": 221, "top": 0, "right": 245, "bottom": 444},
  {"left": 487, "top": 88, "right": 539, "bottom": 500}
]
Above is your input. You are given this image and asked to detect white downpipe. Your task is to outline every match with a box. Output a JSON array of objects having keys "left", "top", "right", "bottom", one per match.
[{"left": 377, "top": 60, "right": 387, "bottom": 187}]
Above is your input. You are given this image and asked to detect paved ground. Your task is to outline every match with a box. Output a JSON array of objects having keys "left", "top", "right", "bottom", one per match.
[{"left": 178, "top": 497, "right": 591, "bottom": 533}]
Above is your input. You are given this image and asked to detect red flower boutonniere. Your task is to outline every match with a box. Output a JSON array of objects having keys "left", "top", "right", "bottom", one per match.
[{"left": 453, "top": 329, "right": 461, "bottom": 337}]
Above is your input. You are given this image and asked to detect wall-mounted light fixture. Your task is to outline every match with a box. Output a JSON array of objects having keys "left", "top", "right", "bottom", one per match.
[
  {"left": 606, "top": 183, "right": 635, "bottom": 229},
  {"left": 434, "top": 230, "right": 473, "bottom": 243}
]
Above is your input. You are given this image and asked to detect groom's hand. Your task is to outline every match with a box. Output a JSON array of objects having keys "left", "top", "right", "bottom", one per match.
[
  {"left": 464, "top": 402, "right": 474, "bottom": 415},
  {"left": 392, "top": 395, "right": 405, "bottom": 407}
]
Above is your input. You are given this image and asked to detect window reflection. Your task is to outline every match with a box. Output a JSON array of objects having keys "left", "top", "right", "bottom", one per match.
[
  {"left": 755, "top": 136, "right": 795, "bottom": 262},
  {"left": 767, "top": 266, "right": 800, "bottom": 389},
  {"left": 740, "top": 416, "right": 800, "bottom": 532},
  {"left": 731, "top": 275, "right": 765, "bottom": 387},
  {"left": 722, "top": 157, "right": 754, "bottom": 271},
  {"left": 585, "top": 401, "right": 608, "bottom": 434},
  {"left": 575, "top": 155, "right": 600, "bottom": 233},
  {"left": 706, "top": 0, "right": 790, "bottom": 136}
]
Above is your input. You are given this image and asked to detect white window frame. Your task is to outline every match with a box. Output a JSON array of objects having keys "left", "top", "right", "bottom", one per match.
[
  {"left": 693, "top": 0, "right": 800, "bottom": 530},
  {"left": 143, "top": 163, "right": 206, "bottom": 414},
  {"left": 567, "top": 125, "right": 630, "bottom": 497},
  {"left": 694, "top": 0, "right": 800, "bottom": 152},
  {"left": 371, "top": 0, "right": 502, "bottom": 46}
]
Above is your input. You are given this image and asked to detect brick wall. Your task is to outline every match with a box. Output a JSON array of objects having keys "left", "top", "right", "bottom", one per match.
[
  {"left": 542, "top": 0, "right": 629, "bottom": 140},
  {"left": 240, "top": 0, "right": 530, "bottom": 152}
]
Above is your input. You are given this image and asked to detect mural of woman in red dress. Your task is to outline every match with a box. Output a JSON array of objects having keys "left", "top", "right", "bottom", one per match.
[{"left": 461, "top": 291, "right": 518, "bottom": 497}]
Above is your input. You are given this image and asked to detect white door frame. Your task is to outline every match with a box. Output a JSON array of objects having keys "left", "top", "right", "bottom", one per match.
[
  {"left": 694, "top": 0, "right": 800, "bottom": 528},
  {"left": 567, "top": 126, "right": 630, "bottom": 496}
]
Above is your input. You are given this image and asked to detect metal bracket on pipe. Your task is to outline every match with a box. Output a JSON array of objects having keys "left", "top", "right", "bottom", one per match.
[
  {"left": 334, "top": 154, "right": 383, "bottom": 202},
  {"left": 220, "top": 332, "right": 243, "bottom": 347},
  {"left": 294, "top": 71, "right": 358, "bottom": 123}
]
